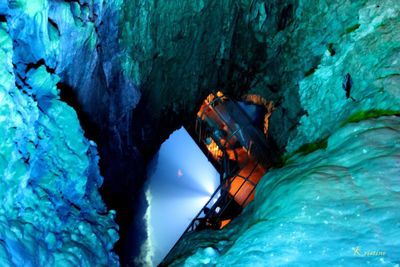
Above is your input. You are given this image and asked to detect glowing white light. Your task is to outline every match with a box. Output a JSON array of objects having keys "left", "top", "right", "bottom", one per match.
[
  {"left": 137, "top": 188, "right": 154, "bottom": 266},
  {"left": 142, "top": 127, "right": 220, "bottom": 266},
  {"left": 205, "top": 180, "right": 217, "bottom": 195}
]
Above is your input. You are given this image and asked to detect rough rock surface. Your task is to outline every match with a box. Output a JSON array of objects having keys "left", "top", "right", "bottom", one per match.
[
  {"left": 227, "top": 0, "right": 400, "bottom": 153},
  {"left": 0, "top": 6, "right": 118, "bottom": 267},
  {"left": 2, "top": 0, "right": 142, "bottom": 264},
  {"left": 120, "top": 0, "right": 239, "bottom": 156},
  {"left": 165, "top": 116, "right": 400, "bottom": 266}
]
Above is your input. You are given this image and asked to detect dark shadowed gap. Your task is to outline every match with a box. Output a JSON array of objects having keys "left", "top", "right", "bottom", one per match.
[
  {"left": 26, "top": 59, "right": 56, "bottom": 74},
  {"left": 58, "top": 82, "right": 145, "bottom": 266},
  {"left": 58, "top": 82, "right": 100, "bottom": 141}
]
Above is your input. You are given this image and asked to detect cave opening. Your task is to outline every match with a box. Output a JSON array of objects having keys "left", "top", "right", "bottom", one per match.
[
  {"left": 142, "top": 127, "right": 220, "bottom": 266},
  {"left": 58, "top": 79, "right": 278, "bottom": 267},
  {"left": 138, "top": 91, "right": 278, "bottom": 266}
]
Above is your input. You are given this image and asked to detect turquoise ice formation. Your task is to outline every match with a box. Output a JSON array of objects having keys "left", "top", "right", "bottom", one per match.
[
  {"left": 282, "top": 0, "right": 400, "bottom": 153},
  {"left": 0, "top": 18, "right": 118, "bottom": 266},
  {"left": 166, "top": 115, "right": 400, "bottom": 266}
]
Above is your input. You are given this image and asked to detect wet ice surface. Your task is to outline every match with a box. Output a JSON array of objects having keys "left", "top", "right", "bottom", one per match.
[{"left": 169, "top": 116, "right": 400, "bottom": 267}]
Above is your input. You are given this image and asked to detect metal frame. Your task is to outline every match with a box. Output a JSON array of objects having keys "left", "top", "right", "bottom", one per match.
[
  {"left": 161, "top": 92, "right": 268, "bottom": 266},
  {"left": 190, "top": 93, "right": 263, "bottom": 228}
]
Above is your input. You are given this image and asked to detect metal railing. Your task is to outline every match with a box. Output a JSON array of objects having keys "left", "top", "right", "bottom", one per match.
[{"left": 160, "top": 93, "right": 270, "bottom": 266}]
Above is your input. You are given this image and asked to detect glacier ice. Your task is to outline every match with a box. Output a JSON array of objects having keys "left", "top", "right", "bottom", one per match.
[{"left": 166, "top": 115, "right": 400, "bottom": 266}]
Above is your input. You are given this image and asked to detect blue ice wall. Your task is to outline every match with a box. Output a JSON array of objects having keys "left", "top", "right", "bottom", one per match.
[
  {"left": 167, "top": 116, "right": 400, "bottom": 266},
  {"left": 0, "top": 18, "right": 119, "bottom": 266}
]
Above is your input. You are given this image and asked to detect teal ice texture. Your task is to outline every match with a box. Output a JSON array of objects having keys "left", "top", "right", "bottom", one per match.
[{"left": 0, "top": 22, "right": 119, "bottom": 266}]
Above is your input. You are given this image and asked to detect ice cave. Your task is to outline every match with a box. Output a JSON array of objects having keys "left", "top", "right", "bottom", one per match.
[{"left": 0, "top": 0, "right": 399, "bottom": 267}]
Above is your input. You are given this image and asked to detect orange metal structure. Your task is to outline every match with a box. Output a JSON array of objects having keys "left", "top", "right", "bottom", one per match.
[
  {"left": 160, "top": 91, "right": 274, "bottom": 266},
  {"left": 196, "top": 91, "right": 273, "bottom": 217}
]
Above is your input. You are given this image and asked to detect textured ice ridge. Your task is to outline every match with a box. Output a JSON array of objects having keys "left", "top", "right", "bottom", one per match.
[{"left": 0, "top": 18, "right": 119, "bottom": 266}]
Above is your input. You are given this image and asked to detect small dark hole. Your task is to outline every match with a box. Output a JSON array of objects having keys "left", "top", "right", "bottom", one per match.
[
  {"left": 327, "top": 43, "right": 336, "bottom": 56},
  {"left": 25, "top": 59, "right": 56, "bottom": 74}
]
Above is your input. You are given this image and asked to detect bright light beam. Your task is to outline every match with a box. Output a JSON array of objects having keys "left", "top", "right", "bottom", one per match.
[{"left": 140, "top": 127, "right": 220, "bottom": 266}]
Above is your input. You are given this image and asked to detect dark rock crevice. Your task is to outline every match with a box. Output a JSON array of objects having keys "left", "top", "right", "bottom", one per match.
[{"left": 92, "top": 2, "right": 303, "bottom": 263}]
